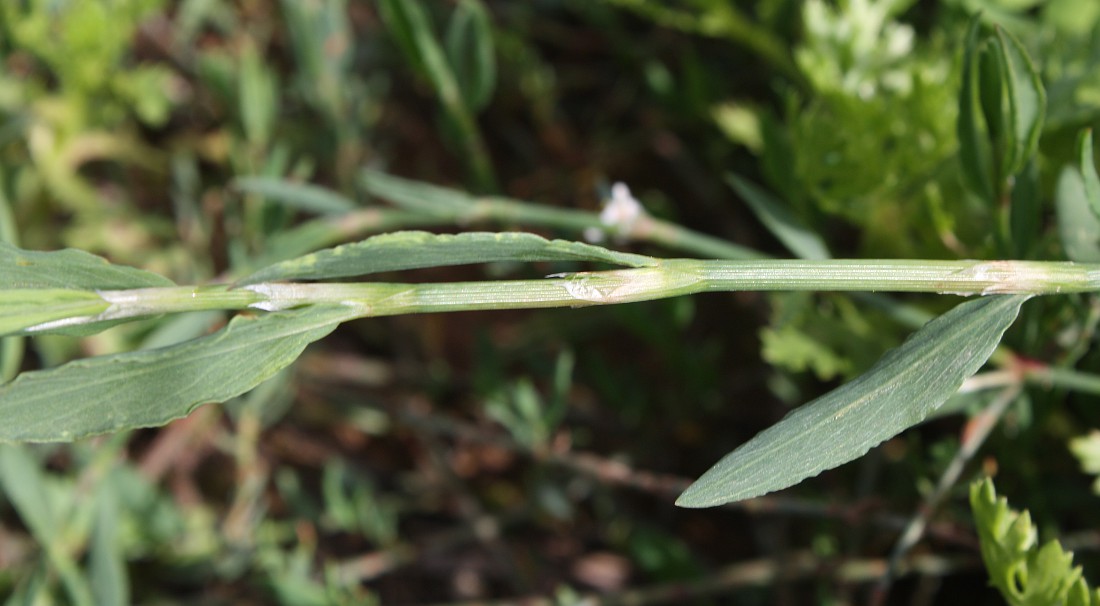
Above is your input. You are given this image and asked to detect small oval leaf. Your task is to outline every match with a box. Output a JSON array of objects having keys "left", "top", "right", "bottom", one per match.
[{"left": 677, "top": 294, "right": 1028, "bottom": 508}]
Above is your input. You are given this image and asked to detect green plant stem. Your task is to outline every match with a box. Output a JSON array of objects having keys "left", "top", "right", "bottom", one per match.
[
  {"left": 697, "top": 259, "right": 1100, "bottom": 294},
  {"left": 33, "top": 259, "right": 1100, "bottom": 334},
  {"left": 357, "top": 170, "right": 764, "bottom": 260},
  {"left": 1023, "top": 365, "right": 1100, "bottom": 395}
]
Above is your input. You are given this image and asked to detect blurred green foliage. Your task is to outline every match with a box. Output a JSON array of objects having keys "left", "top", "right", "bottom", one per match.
[{"left": 0, "top": 0, "right": 1099, "bottom": 603}]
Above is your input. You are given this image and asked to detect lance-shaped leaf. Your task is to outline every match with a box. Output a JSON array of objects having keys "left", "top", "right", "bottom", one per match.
[
  {"left": 0, "top": 305, "right": 358, "bottom": 442},
  {"left": 362, "top": 169, "right": 476, "bottom": 215},
  {"left": 677, "top": 294, "right": 1027, "bottom": 508},
  {"left": 238, "top": 230, "right": 657, "bottom": 284},
  {"left": 958, "top": 17, "right": 995, "bottom": 203},
  {"left": 1, "top": 242, "right": 174, "bottom": 290},
  {"left": 992, "top": 25, "right": 1045, "bottom": 182},
  {"left": 445, "top": 0, "right": 496, "bottom": 112}
]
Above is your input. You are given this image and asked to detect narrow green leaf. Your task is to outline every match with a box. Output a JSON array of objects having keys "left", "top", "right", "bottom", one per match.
[
  {"left": 1009, "top": 158, "right": 1040, "bottom": 258},
  {"left": 1, "top": 336, "right": 21, "bottom": 382},
  {"left": 978, "top": 44, "right": 1006, "bottom": 162},
  {"left": 0, "top": 446, "right": 60, "bottom": 543},
  {"left": 377, "top": 0, "right": 430, "bottom": 77},
  {"left": 1078, "top": 130, "right": 1100, "bottom": 219},
  {"left": 0, "top": 306, "right": 357, "bottom": 442},
  {"left": 238, "top": 231, "right": 657, "bottom": 285},
  {"left": 90, "top": 486, "right": 128, "bottom": 606},
  {"left": 378, "top": 0, "right": 461, "bottom": 108},
  {"left": 234, "top": 177, "right": 357, "bottom": 215},
  {"left": 0, "top": 242, "right": 175, "bottom": 290},
  {"left": 238, "top": 41, "right": 279, "bottom": 147},
  {"left": 445, "top": 0, "right": 496, "bottom": 111},
  {"left": 0, "top": 445, "right": 95, "bottom": 605},
  {"left": 1056, "top": 166, "right": 1100, "bottom": 262},
  {"left": 279, "top": 0, "right": 352, "bottom": 123},
  {"left": 0, "top": 289, "right": 109, "bottom": 337},
  {"left": 0, "top": 178, "right": 23, "bottom": 381},
  {"left": 726, "top": 174, "right": 830, "bottom": 260},
  {"left": 677, "top": 295, "right": 1027, "bottom": 507},
  {"left": 362, "top": 169, "right": 475, "bottom": 215},
  {"left": 958, "top": 16, "right": 996, "bottom": 203},
  {"left": 991, "top": 26, "right": 1046, "bottom": 180}
]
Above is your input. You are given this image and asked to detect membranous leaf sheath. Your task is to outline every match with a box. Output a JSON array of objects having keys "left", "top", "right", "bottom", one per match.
[{"left": 677, "top": 295, "right": 1028, "bottom": 508}]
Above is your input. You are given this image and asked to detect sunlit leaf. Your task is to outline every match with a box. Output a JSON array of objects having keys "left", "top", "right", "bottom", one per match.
[
  {"left": 0, "top": 306, "right": 357, "bottom": 442},
  {"left": 677, "top": 294, "right": 1027, "bottom": 507},
  {"left": 1069, "top": 431, "right": 1100, "bottom": 495}
]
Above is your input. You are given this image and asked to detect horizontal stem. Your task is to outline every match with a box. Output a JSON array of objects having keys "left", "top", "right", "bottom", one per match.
[
  {"left": 68, "top": 259, "right": 1100, "bottom": 332},
  {"left": 696, "top": 259, "right": 1100, "bottom": 294}
]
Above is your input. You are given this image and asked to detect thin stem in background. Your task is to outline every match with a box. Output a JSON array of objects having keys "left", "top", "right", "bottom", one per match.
[
  {"left": 868, "top": 384, "right": 1022, "bottom": 606},
  {"left": 418, "top": 552, "right": 980, "bottom": 606}
]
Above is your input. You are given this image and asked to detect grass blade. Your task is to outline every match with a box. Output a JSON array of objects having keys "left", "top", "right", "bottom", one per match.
[
  {"left": 726, "top": 174, "right": 830, "bottom": 260},
  {"left": 234, "top": 177, "right": 357, "bottom": 215},
  {"left": 238, "top": 230, "right": 657, "bottom": 284},
  {"left": 677, "top": 294, "right": 1028, "bottom": 508}
]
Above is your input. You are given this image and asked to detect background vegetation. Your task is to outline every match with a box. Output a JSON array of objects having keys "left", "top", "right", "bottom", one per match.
[{"left": 1, "top": 0, "right": 1099, "bottom": 603}]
